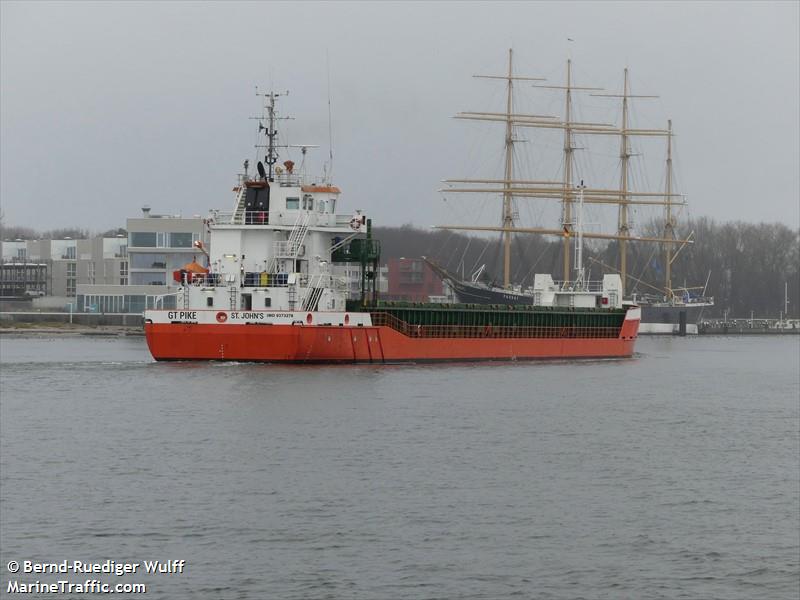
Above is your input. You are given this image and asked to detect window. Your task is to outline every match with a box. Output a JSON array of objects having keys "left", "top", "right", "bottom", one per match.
[
  {"left": 95, "top": 295, "right": 123, "bottom": 313},
  {"left": 64, "top": 246, "right": 76, "bottom": 260},
  {"left": 206, "top": 297, "right": 214, "bottom": 307},
  {"left": 131, "top": 253, "right": 167, "bottom": 269},
  {"left": 286, "top": 197, "right": 299, "bottom": 209},
  {"left": 67, "top": 263, "right": 76, "bottom": 277},
  {"left": 130, "top": 232, "right": 157, "bottom": 247},
  {"left": 16, "top": 248, "right": 26, "bottom": 259},
  {"left": 156, "top": 232, "right": 166, "bottom": 248},
  {"left": 125, "top": 295, "right": 145, "bottom": 313},
  {"left": 131, "top": 272, "right": 165, "bottom": 285},
  {"left": 303, "top": 194, "right": 314, "bottom": 210},
  {"left": 88, "top": 263, "right": 95, "bottom": 284},
  {"left": 170, "top": 232, "right": 193, "bottom": 248},
  {"left": 120, "top": 261, "right": 128, "bottom": 286},
  {"left": 329, "top": 199, "right": 336, "bottom": 213},
  {"left": 264, "top": 297, "right": 271, "bottom": 308}
]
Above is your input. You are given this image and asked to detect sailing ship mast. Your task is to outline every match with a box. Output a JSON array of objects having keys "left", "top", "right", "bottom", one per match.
[
  {"left": 620, "top": 70, "right": 632, "bottom": 296},
  {"left": 469, "top": 48, "right": 550, "bottom": 289},
  {"left": 531, "top": 60, "right": 604, "bottom": 282},
  {"left": 590, "top": 68, "right": 663, "bottom": 294},
  {"left": 501, "top": 49, "right": 515, "bottom": 289},
  {"left": 563, "top": 61, "right": 574, "bottom": 282},
  {"left": 664, "top": 119, "right": 675, "bottom": 300}
]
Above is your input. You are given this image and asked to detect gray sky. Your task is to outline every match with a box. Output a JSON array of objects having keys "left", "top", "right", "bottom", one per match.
[{"left": 2, "top": 1, "right": 798, "bottom": 235}]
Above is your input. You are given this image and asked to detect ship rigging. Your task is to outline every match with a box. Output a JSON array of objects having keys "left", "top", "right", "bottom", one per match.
[{"left": 437, "top": 49, "right": 695, "bottom": 299}]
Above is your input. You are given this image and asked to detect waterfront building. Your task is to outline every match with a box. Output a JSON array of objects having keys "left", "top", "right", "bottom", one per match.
[
  {"left": 2, "top": 237, "right": 129, "bottom": 302},
  {"left": 126, "top": 208, "right": 207, "bottom": 286},
  {"left": 76, "top": 208, "right": 209, "bottom": 313},
  {"left": 385, "top": 257, "right": 443, "bottom": 302}
]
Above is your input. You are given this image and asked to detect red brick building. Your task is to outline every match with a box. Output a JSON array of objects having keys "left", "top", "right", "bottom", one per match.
[{"left": 385, "top": 257, "right": 443, "bottom": 302}]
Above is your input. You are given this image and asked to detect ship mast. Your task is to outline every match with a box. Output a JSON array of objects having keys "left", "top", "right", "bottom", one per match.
[
  {"left": 502, "top": 49, "right": 515, "bottom": 289},
  {"left": 574, "top": 180, "right": 586, "bottom": 287},
  {"left": 619, "top": 69, "right": 630, "bottom": 296},
  {"left": 562, "top": 60, "right": 574, "bottom": 283},
  {"left": 254, "top": 89, "right": 291, "bottom": 180},
  {"left": 263, "top": 91, "right": 280, "bottom": 180},
  {"left": 530, "top": 60, "right": 604, "bottom": 282},
  {"left": 591, "top": 69, "right": 660, "bottom": 295},
  {"left": 464, "top": 49, "right": 549, "bottom": 289},
  {"left": 664, "top": 119, "right": 675, "bottom": 300}
]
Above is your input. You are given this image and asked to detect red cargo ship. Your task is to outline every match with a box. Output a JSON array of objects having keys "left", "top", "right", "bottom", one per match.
[{"left": 143, "top": 92, "right": 639, "bottom": 362}]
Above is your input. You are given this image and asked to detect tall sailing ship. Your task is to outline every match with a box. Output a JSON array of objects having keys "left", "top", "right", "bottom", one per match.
[
  {"left": 430, "top": 50, "right": 713, "bottom": 333},
  {"left": 143, "top": 90, "right": 640, "bottom": 363}
]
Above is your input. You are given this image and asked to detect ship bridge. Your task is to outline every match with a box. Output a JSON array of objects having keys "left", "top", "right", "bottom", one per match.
[{"left": 180, "top": 172, "right": 379, "bottom": 314}]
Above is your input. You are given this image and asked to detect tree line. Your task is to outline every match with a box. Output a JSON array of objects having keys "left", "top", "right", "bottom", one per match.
[{"left": 0, "top": 225, "right": 127, "bottom": 240}]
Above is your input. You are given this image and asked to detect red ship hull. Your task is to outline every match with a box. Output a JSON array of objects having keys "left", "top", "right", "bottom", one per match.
[{"left": 145, "top": 318, "right": 639, "bottom": 363}]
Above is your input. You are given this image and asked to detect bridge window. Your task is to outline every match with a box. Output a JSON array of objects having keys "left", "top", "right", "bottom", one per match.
[{"left": 286, "top": 197, "right": 299, "bottom": 209}]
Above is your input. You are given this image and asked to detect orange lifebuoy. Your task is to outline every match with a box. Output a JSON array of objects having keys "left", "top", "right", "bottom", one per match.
[{"left": 216, "top": 312, "right": 228, "bottom": 323}]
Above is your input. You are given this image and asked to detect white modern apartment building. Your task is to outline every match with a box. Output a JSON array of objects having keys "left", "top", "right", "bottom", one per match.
[{"left": 77, "top": 209, "right": 209, "bottom": 313}]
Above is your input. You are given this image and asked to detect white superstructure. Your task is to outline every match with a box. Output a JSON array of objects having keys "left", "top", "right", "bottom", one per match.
[
  {"left": 172, "top": 92, "right": 377, "bottom": 317},
  {"left": 186, "top": 178, "right": 368, "bottom": 314}
]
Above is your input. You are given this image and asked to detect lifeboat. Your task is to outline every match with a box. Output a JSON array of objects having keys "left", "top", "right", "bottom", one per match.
[{"left": 172, "top": 258, "right": 209, "bottom": 284}]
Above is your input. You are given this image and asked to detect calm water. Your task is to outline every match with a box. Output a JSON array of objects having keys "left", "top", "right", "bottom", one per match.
[{"left": 1, "top": 334, "right": 798, "bottom": 599}]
